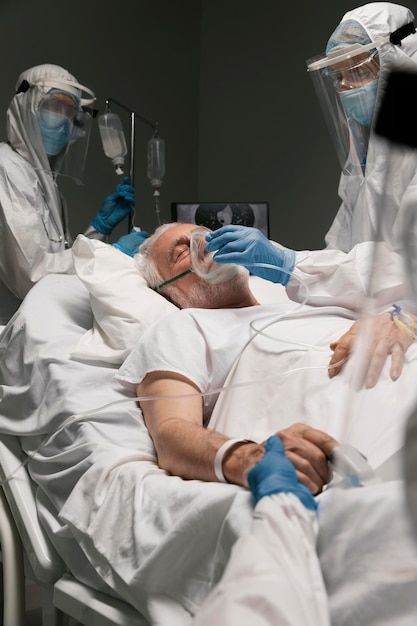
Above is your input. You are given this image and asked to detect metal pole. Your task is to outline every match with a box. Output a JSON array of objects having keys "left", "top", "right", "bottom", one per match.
[
  {"left": 129, "top": 111, "right": 135, "bottom": 231},
  {"left": 104, "top": 98, "right": 158, "bottom": 233}
]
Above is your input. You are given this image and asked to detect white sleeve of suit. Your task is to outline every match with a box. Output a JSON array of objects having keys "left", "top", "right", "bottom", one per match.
[
  {"left": 286, "top": 241, "right": 407, "bottom": 311},
  {"left": 192, "top": 493, "right": 330, "bottom": 626}
]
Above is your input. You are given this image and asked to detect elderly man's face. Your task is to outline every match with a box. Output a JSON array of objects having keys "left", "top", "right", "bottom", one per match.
[
  {"left": 150, "top": 223, "right": 200, "bottom": 291},
  {"left": 149, "top": 223, "right": 249, "bottom": 309}
]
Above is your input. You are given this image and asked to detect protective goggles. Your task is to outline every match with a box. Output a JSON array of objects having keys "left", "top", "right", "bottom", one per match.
[
  {"left": 325, "top": 50, "right": 380, "bottom": 92},
  {"left": 40, "top": 95, "right": 78, "bottom": 117},
  {"left": 38, "top": 93, "right": 92, "bottom": 132}
]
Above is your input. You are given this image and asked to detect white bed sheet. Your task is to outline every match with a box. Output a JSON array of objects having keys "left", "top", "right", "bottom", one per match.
[
  {"left": 208, "top": 306, "right": 417, "bottom": 471},
  {"left": 1, "top": 273, "right": 417, "bottom": 625},
  {"left": 0, "top": 273, "right": 255, "bottom": 624}
]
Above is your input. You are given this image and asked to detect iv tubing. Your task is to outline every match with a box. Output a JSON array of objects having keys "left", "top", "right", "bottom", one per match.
[{"left": 0, "top": 346, "right": 347, "bottom": 493}]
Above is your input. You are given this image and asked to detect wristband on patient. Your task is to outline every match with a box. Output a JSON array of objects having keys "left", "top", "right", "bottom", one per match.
[
  {"left": 390, "top": 304, "right": 417, "bottom": 339},
  {"left": 214, "top": 438, "right": 254, "bottom": 483}
]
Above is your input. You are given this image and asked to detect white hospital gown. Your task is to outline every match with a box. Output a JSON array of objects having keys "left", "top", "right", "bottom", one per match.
[{"left": 116, "top": 302, "right": 302, "bottom": 421}]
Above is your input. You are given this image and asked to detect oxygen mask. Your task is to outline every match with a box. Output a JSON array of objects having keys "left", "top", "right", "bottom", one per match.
[
  {"left": 190, "top": 227, "right": 240, "bottom": 284},
  {"left": 157, "top": 227, "right": 240, "bottom": 291}
]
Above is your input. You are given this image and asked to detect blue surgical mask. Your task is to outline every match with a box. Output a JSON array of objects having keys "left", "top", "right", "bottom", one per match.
[
  {"left": 38, "top": 110, "right": 72, "bottom": 156},
  {"left": 339, "top": 78, "right": 379, "bottom": 127}
]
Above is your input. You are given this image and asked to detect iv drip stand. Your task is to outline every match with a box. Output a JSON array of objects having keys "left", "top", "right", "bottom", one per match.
[{"left": 104, "top": 98, "right": 158, "bottom": 232}]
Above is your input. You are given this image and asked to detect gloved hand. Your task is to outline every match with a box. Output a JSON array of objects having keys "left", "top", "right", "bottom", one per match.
[
  {"left": 112, "top": 229, "right": 149, "bottom": 257},
  {"left": 248, "top": 435, "right": 317, "bottom": 510},
  {"left": 205, "top": 225, "right": 296, "bottom": 286},
  {"left": 91, "top": 176, "right": 135, "bottom": 236}
]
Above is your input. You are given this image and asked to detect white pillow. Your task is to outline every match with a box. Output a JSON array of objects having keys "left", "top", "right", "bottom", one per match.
[
  {"left": 70, "top": 235, "right": 291, "bottom": 365},
  {"left": 248, "top": 274, "right": 291, "bottom": 305},
  {"left": 70, "top": 235, "right": 178, "bottom": 365}
]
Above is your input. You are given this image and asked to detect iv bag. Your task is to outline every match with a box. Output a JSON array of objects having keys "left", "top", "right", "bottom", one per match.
[
  {"left": 98, "top": 113, "right": 127, "bottom": 175},
  {"left": 147, "top": 136, "right": 165, "bottom": 185}
]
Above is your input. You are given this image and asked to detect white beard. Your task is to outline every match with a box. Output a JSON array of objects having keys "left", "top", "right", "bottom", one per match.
[{"left": 170, "top": 267, "right": 250, "bottom": 309}]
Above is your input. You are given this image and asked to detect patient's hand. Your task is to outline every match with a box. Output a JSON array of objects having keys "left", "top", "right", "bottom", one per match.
[
  {"left": 273, "top": 423, "right": 337, "bottom": 495},
  {"left": 328, "top": 310, "right": 416, "bottom": 388}
]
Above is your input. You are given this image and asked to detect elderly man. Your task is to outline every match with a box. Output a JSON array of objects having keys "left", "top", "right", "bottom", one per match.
[
  {"left": 117, "top": 221, "right": 341, "bottom": 624},
  {"left": 117, "top": 222, "right": 415, "bottom": 493},
  {"left": 118, "top": 223, "right": 339, "bottom": 494},
  {"left": 115, "top": 221, "right": 417, "bottom": 625}
]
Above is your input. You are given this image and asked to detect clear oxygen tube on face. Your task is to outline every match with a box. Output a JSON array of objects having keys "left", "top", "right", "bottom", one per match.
[
  {"left": 161, "top": 227, "right": 352, "bottom": 361},
  {"left": 190, "top": 227, "right": 241, "bottom": 283},
  {"left": 189, "top": 228, "right": 354, "bottom": 355}
]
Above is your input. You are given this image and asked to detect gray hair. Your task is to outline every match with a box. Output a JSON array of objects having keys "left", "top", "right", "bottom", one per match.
[{"left": 134, "top": 222, "right": 181, "bottom": 289}]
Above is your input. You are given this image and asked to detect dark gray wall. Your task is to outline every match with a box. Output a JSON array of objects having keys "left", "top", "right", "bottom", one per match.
[
  {"left": 198, "top": 0, "right": 417, "bottom": 248},
  {"left": 1, "top": 1, "right": 417, "bottom": 249},
  {"left": 198, "top": 1, "right": 346, "bottom": 249},
  {"left": 0, "top": 0, "right": 201, "bottom": 241},
  {"left": 198, "top": 1, "right": 361, "bottom": 248}
]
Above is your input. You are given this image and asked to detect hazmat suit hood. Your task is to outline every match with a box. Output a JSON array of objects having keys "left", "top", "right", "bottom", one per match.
[
  {"left": 7, "top": 64, "right": 81, "bottom": 173},
  {"left": 343, "top": 3, "right": 417, "bottom": 102},
  {"left": 7, "top": 63, "right": 94, "bottom": 185}
]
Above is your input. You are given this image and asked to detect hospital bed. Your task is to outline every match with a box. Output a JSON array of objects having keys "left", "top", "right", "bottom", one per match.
[
  {"left": 0, "top": 235, "right": 282, "bottom": 625},
  {"left": 0, "top": 434, "right": 147, "bottom": 625},
  {"left": 0, "top": 236, "right": 165, "bottom": 624},
  {"left": 1, "top": 234, "right": 417, "bottom": 625}
]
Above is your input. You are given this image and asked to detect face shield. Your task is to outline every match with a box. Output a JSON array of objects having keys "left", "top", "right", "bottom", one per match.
[
  {"left": 307, "top": 39, "right": 386, "bottom": 175},
  {"left": 37, "top": 89, "right": 94, "bottom": 184},
  {"left": 16, "top": 73, "right": 96, "bottom": 184}
]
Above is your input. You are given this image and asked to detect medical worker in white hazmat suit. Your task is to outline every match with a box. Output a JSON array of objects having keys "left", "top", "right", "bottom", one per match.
[
  {"left": 0, "top": 64, "right": 147, "bottom": 325},
  {"left": 204, "top": 4, "right": 417, "bottom": 311},
  {"left": 310, "top": 2, "right": 417, "bottom": 252}
]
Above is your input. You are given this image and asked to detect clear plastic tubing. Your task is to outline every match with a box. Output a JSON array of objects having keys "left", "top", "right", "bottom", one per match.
[{"left": 98, "top": 113, "right": 127, "bottom": 175}]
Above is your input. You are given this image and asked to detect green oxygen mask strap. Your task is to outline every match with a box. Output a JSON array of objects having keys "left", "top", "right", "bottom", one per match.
[{"left": 156, "top": 267, "right": 193, "bottom": 291}]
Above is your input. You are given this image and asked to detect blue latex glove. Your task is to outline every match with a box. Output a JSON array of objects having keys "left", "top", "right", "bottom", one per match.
[
  {"left": 248, "top": 435, "right": 317, "bottom": 510},
  {"left": 91, "top": 176, "right": 135, "bottom": 236},
  {"left": 112, "top": 229, "right": 149, "bottom": 257},
  {"left": 205, "top": 225, "right": 296, "bottom": 286}
]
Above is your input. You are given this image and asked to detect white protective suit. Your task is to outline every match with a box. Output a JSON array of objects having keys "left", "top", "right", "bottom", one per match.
[
  {"left": 0, "top": 64, "right": 101, "bottom": 324},
  {"left": 322, "top": 3, "right": 417, "bottom": 253}
]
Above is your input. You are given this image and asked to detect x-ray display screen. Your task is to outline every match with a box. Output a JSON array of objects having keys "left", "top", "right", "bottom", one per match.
[{"left": 171, "top": 202, "right": 269, "bottom": 237}]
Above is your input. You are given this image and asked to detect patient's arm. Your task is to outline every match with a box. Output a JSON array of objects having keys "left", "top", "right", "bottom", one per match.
[
  {"left": 137, "top": 371, "right": 336, "bottom": 494},
  {"left": 328, "top": 310, "right": 416, "bottom": 388}
]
